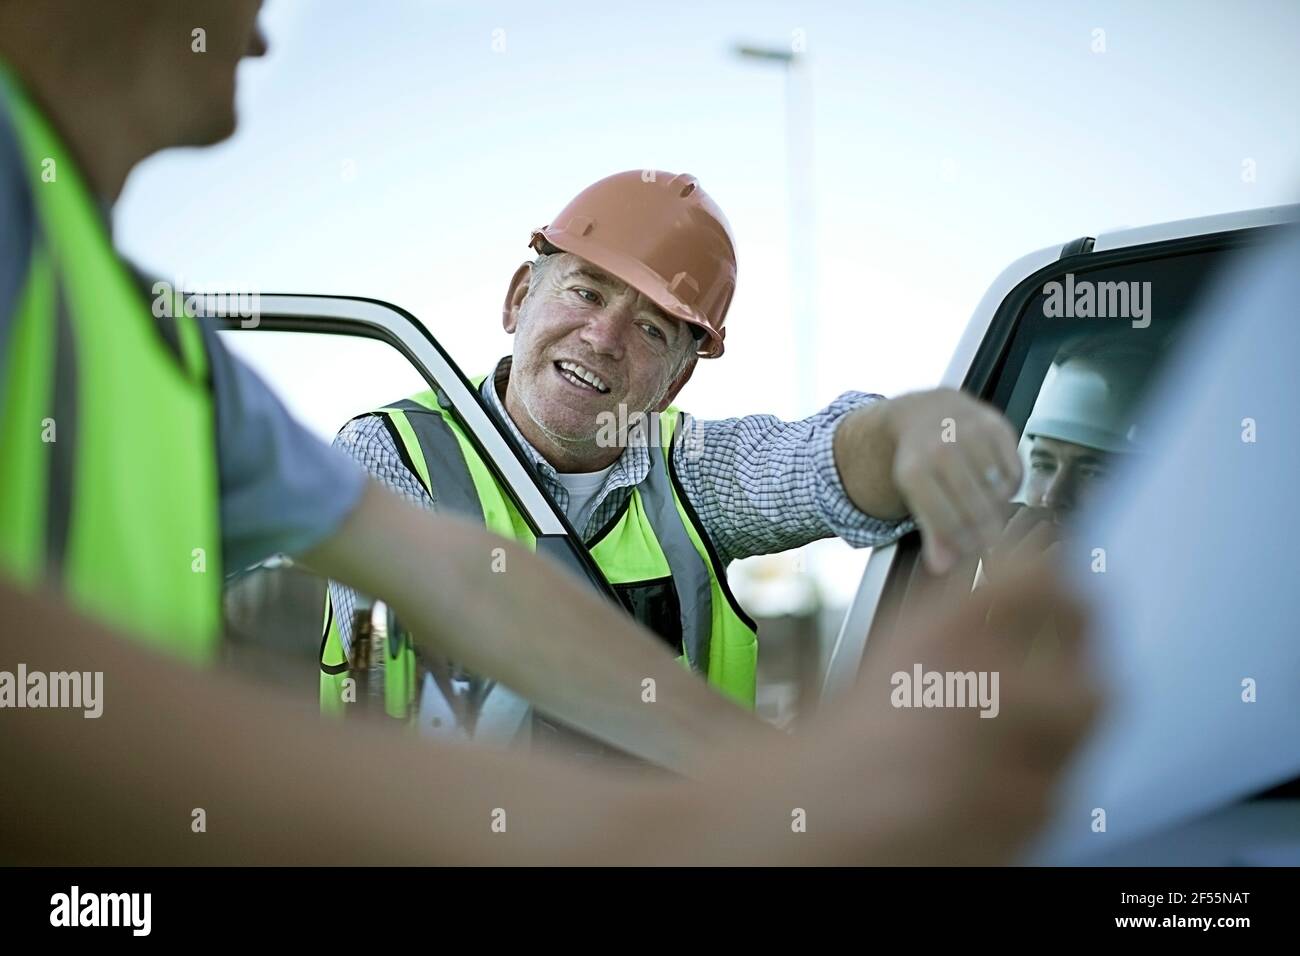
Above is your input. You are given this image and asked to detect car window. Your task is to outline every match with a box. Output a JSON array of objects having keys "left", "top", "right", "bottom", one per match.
[
  {"left": 974, "top": 236, "right": 1300, "bottom": 808},
  {"left": 844, "top": 229, "right": 1284, "bottom": 671},
  {"left": 214, "top": 324, "right": 425, "bottom": 695},
  {"left": 218, "top": 328, "right": 429, "bottom": 444},
  {"left": 206, "top": 299, "right": 612, "bottom": 707},
  {"left": 970, "top": 249, "right": 1229, "bottom": 591}
]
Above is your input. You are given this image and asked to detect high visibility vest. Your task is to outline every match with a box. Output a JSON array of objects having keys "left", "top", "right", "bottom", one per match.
[
  {"left": 320, "top": 382, "right": 759, "bottom": 722},
  {"left": 0, "top": 64, "right": 222, "bottom": 660}
]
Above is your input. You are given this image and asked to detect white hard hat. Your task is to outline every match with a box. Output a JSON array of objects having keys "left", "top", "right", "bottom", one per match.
[{"left": 1024, "top": 351, "right": 1147, "bottom": 454}]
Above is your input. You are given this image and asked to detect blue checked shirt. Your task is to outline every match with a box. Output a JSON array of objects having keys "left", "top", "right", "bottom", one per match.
[{"left": 328, "top": 357, "right": 914, "bottom": 651}]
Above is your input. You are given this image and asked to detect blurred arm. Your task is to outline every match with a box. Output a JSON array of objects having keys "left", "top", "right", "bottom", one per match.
[
  {"left": 0, "top": 575, "right": 693, "bottom": 865},
  {"left": 0, "top": 553, "right": 1098, "bottom": 865},
  {"left": 302, "top": 483, "right": 777, "bottom": 776},
  {"left": 326, "top": 413, "right": 438, "bottom": 655}
]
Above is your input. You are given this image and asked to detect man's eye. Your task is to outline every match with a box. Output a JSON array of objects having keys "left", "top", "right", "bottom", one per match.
[
  {"left": 1031, "top": 461, "right": 1055, "bottom": 475},
  {"left": 573, "top": 288, "right": 600, "bottom": 304},
  {"left": 641, "top": 323, "right": 665, "bottom": 341}
]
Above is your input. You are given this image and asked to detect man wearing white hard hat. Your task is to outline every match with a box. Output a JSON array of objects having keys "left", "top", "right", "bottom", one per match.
[
  {"left": 1022, "top": 340, "right": 1149, "bottom": 517},
  {"left": 981, "top": 338, "right": 1152, "bottom": 581}
]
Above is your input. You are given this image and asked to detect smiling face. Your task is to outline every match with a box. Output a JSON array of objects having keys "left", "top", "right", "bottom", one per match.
[{"left": 503, "top": 253, "right": 698, "bottom": 471}]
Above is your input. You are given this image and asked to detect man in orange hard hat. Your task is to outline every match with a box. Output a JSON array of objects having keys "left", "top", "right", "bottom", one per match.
[{"left": 326, "top": 170, "right": 1026, "bottom": 734}]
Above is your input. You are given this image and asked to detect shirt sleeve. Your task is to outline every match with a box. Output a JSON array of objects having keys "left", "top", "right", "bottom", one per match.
[
  {"left": 203, "top": 324, "right": 368, "bottom": 574},
  {"left": 672, "top": 391, "right": 916, "bottom": 565},
  {"left": 327, "top": 413, "right": 438, "bottom": 654}
]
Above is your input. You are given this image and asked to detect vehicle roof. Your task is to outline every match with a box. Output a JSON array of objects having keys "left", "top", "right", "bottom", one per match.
[
  {"left": 941, "top": 203, "right": 1300, "bottom": 387},
  {"left": 1094, "top": 202, "right": 1300, "bottom": 251}
]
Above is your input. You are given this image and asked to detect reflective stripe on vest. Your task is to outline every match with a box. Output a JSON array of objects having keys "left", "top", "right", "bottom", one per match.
[
  {"left": 586, "top": 420, "right": 714, "bottom": 672},
  {"left": 319, "top": 381, "right": 758, "bottom": 714},
  {"left": 0, "top": 64, "right": 222, "bottom": 660}
]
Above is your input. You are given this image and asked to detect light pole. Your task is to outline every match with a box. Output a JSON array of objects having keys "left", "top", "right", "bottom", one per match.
[
  {"left": 734, "top": 43, "right": 817, "bottom": 415},
  {"left": 732, "top": 44, "right": 825, "bottom": 723}
]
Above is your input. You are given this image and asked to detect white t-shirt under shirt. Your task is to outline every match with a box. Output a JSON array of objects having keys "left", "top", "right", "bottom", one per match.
[{"left": 555, "top": 463, "right": 617, "bottom": 533}]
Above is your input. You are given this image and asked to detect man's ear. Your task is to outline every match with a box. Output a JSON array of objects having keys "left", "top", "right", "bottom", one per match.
[
  {"left": 656, "top": 353, "right": 699, "bottom": 412},
  {"left": 502, "top": 262, "right": 533, "bottom": 333}
]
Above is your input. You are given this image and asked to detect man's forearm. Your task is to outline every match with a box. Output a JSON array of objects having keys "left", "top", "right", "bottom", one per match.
[
  {"left": 0, "top": 552, "right": 1096, "bottom": 866},
  {"left": 832, "top": 401, "right": 908, "bottom": 519},
  {"left": 0, "top": 575, "right": 715, "bottom": 864},
  {"left": 303, "top": 483, "right": 779, "bottom": 777},
  {"left": 676, "top": 395, "right": 912, "bottom": 564}
]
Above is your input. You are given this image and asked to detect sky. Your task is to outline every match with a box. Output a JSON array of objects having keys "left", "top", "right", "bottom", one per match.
[{"left": 112, "top": 0, "right": 1300, "bottom": 610}]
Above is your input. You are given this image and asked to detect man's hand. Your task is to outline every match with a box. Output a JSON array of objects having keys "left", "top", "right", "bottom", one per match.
[
  {"left": 700, "top": 558, "right": 1102, "bottom": 864},
  {"left": 845, "top": 561, "right": 1100, "bottom": 863},
  {"left": 979, "top": 505, "right": 1063, "bottom": 588},
  {"left": 835, "top": 389, "right": 1023, "bottom": 574}
]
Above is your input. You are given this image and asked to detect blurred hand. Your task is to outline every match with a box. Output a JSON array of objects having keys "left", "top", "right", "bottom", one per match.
[
  {"left": 979, "top": 504, "right": 1064, "bottom": 588},
  {"left": 749, "top": 558, "right": 1101, "bottom": 865}
]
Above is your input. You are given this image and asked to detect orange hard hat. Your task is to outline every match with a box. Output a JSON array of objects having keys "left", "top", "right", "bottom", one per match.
[{"left": 527, "top": 170, "right": 737, "bottom": 358}]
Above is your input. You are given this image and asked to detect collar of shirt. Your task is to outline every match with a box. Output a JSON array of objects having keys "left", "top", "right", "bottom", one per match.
[{"left": 479, "top": 356, "right": 654, "bottom": 537}]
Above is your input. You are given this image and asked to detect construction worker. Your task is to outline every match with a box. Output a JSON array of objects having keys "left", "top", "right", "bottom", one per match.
[
  {"left": 1021, "top": 342, "right": 1149, "bottom": 513},
  {"left": 981, "top": 339, "right": 1152, "bottom": 581},
  {"left": 326, "top": 170, "right": 1027, "bottom": 727},
  {"left": 0, "top": 0, "right": 1103, "bottom": 866}
]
